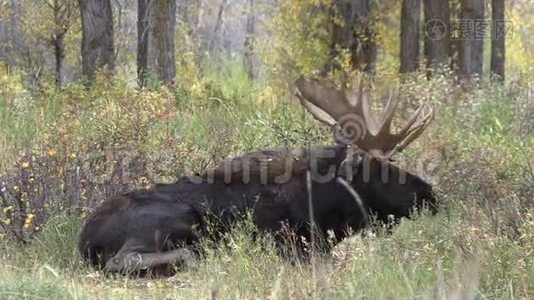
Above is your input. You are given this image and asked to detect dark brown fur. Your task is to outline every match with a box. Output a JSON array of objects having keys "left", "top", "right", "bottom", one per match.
[{"left": 79, "top": 145, "right": 437, "bottom": 272}]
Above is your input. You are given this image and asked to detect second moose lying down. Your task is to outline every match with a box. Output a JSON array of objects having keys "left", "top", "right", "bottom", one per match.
[{"left": 78, "top": 78, "right": 436, "bottom": 274}]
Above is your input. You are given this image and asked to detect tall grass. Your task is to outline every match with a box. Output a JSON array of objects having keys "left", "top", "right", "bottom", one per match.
[{"left": 0, "top": 61, "right": 532, "bottom": 298}]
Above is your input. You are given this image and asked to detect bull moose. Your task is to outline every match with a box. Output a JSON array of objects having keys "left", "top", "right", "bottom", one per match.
[{"left": 78, "top": 77, "right": 436, "bottom": 274}]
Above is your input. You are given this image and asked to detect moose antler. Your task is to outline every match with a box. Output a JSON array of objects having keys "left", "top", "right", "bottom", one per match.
[{"left": 293, "top": 76, "right": 433, "bottom": 159}]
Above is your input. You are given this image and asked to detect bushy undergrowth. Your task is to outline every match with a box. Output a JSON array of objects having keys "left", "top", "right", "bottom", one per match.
[{"left": 0, "top": 64, "right": 533, "bottom": 298}]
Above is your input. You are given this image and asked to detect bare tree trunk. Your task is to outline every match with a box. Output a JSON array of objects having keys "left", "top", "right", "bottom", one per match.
[
  {"left": 490, "top": 0, "right": 505, "bottom": 82},
  {"left": 0, "top": 17, "right": 8, "bottom": 66},
  {"left": 196, "top": 0, "right": 204, "bottom": 32},
  {"left": 400, "top": 0, "right": 421, "bottom": 73},
  {"left": 51, "top": 0, "right": 69, "bottom": 87},
  {"left": 53, "top": 34, "right": 65, "bottom": 87},
  {"left": 423, "top": 0, "right": 451, "bottom": 69},
  {"left": 148, "top": 0, "right": 176, "bottom": 87},
  {"left": 112, "top": 0, "right": 125, "bottom": 64},
  {"left": 79, "top": 0, "right": 115, "bottom": 81},
  {"left": 326, "top": 0, "right": 377, "bottom": 75},
  {"left": 244, "top": 0, "right": 259, "bottom": 80},
  {"left": 208, "top": 0, "right": 228, "bottom": 54},
  {"left": 178, "top": 0, "right": 199, "bottom": 29},
  {"left": 458, "top": 0, "right": 484, "bottom": 81},
  {"left": 137, "top": 0, "right": 149, "bottom": 87},
  {"left": 0, "top": 0, "right": 18, "bottom": 68}
]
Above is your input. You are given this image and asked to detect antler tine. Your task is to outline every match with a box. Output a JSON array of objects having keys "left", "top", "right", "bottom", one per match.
[
  {"left": 377, "top": 88, "right": 399, "bottom": 134},
  {"left": 296, "top": 91, "right": 337, "bottom": 125},
  {"left": 396, "top": 104, "right": 426, "bottom": 137},
  {"left": 388, "top": 108, "right": 434, "bottom": 157},
  {"left": 358, "top": 81, "right": 379, "bottom": 135},
  {"left": 293, "top": 76, "right": 353, "bottom": 126}
]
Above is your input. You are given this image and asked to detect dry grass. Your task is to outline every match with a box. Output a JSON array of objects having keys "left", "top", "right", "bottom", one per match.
[{"left": 0, "top": 67, "right": 533, "bottom": 299}]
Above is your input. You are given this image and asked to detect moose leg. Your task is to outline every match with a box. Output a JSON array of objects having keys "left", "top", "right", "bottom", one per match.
[{"left": 104, "top": 239, "right": 197, "bottom": 273}]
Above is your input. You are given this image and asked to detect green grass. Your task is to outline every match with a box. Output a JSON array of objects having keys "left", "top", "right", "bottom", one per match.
[
  {"left": 0, "top": 64, "right": 533, "bottom": 299},
  {"left": 0, "top": 206, "right": 531, "bottom": 299}
]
